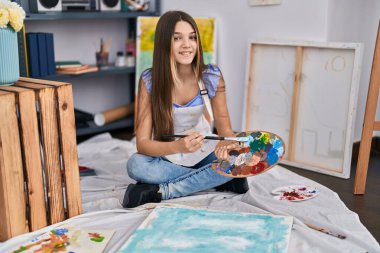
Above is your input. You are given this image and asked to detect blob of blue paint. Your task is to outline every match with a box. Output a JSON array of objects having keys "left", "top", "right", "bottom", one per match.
[
  {"left": 51, "top": 228, "right": 68, "bottom": 236},
  {"left": 273, "top": 139, "right": 283, "bottom": 149},
  {"left": 267, "top": 148, "right": 279, "bottom": 165}
]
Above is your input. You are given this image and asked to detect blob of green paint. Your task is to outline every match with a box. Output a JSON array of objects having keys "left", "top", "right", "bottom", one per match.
[
  {"left": 250, "top": 138, "right": 265, "bottom": 153},
  {"left": 91, "top": 236, "right": 105, "bottom": 242},
  {"left": 13, "top": 246, "right": 27, "bottom": 253}
]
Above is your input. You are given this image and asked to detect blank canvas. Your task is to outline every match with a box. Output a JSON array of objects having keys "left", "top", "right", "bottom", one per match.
[{"left": 242, "top": 40, "right": 362, "bottom": 178}]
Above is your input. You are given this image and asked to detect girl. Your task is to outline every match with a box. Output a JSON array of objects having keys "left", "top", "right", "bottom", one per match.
[{"left": 123, "top": 10, "right": 248, "bottom": 208}]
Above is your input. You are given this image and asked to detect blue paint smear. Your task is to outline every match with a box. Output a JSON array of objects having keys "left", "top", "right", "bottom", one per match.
[
  {"left": 267, "top": 148, "right": 279, "bottom": 165},
  {"left": 120, "top": 207, "right": 292, "bottom": 253},
  {"left": 273, "top": 139, "right": 283, "bottom": 149},
  {"left": 51, "top": 228, "right": 68, "bottom": 236}
]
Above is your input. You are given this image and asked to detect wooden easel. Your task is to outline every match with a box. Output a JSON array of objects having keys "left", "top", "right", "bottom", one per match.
[{"left": 354, "top": 21, "right": 380, "bottom": 194}]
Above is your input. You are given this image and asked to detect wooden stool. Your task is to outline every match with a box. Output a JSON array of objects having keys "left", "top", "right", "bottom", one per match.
[
  {"left": 0, "top": 77, "right": 82, "bottom": 241},
  {"left": 354, "top": 21, "right": 380, "bottom": 194}
]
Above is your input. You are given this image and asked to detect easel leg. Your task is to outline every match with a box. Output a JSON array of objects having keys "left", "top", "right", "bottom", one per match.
[
  {"left": 354, "top": 21, "right": 380, "bottom": 194},
  {"left": 354, "top": 125, "right": 374, "bottom": 194}
]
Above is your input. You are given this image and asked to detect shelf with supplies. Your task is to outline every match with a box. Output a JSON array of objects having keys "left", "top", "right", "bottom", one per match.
[
  {"left": 44, "top": 66, "right": 136, "bottom": 81},
  {"left": 26, "top": 11, "right": 159, "bottom": 21},
  {"left": 17, "top": 0, "right": 160, "bottom": 137}
]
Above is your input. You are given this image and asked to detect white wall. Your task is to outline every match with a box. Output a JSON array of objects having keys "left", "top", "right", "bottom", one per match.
[
  {"left": 162, "top": 0, "right": 329, "bottom": 132},
  {"left": 162, "top": 0, "right": 380, "bottom": 142},
  {"left": 327, "top": 0, "right": 380, "bottom": 140}
]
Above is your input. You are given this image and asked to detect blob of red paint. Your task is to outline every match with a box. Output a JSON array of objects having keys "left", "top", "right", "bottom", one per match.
[{"left": 283, "top": 191, "right": 304, "bottom": 200}]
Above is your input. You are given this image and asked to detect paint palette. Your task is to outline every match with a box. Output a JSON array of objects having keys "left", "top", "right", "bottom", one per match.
[
  {"left": 211, "top": 131, "right": 285, "bottom": 178},
  {"left": 271, "top": 185, "right": 318, "bottom": 202}
]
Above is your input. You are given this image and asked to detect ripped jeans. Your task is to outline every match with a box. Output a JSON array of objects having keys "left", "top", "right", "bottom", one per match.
[{"left": 126, "top": 152, "right": 232, "bottom": 200}]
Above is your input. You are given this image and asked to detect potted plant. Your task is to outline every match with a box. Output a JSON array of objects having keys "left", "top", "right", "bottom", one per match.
[{"left": 0, "top": 0, "right": 25, "bottom": 86}]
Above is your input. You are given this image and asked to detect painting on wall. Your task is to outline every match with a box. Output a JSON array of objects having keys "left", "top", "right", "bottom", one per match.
[
  {"left": 242, "top": 40, "right": 363, "bottom": 178},
  {"left": 118, "top": 206, "right": 293, "bottom": 253},
  {"left": 248, "top": 0, "right": 282, "bottom": 6},
  {"left": 135, "top": 16, "right": 217, "bottom": 95}
]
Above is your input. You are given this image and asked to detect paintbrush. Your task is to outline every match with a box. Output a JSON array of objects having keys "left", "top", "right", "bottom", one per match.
[
  {"left": 161, "top": 134, "right": 250, "bottom": 142},
  {"left": 305, "top": 223, "right": 346, "bottom": 239}
]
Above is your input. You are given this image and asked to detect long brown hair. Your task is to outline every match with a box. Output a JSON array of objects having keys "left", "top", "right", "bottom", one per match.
[{"left": 151, "top": 10, "right": 205, "bottom": 141}]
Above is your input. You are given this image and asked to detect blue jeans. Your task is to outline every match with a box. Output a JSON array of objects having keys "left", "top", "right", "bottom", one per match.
[{"left": 127, "top": 152, "right": 232, "bottom": 200}]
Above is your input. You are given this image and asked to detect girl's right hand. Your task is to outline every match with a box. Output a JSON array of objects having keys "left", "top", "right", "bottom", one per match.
[{"left": 175, "top": 132, "right": 205, "bottom": 153}]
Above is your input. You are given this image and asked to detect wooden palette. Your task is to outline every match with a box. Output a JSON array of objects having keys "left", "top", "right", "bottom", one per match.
[{"left": 211, "top": 131, "right": 285, "bottom": 178}]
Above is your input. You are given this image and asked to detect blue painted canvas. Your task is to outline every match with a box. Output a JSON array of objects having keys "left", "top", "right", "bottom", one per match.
[{"left": 118, "top": 206, "right": 293, "bottom": 253}]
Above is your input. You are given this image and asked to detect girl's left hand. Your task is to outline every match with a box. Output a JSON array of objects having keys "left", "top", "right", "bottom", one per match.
[{"left": 214, "top": 141, "right": 240, "bottom": 161}]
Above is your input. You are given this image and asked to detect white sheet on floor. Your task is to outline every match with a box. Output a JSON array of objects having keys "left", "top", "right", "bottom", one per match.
[{"left": 0, "top": 133, "right": 379, "bottom": 253}]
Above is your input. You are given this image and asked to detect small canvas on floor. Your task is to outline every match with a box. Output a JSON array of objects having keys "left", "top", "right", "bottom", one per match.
[
  {"left": 12, "top": 226, "right": 114, "bottom": 253},
  {"left": 118, "top": 206, "right": 293, "bottom": 253}
]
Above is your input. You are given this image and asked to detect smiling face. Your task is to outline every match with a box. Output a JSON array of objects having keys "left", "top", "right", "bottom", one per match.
[{"left": 171, "top": 21, "right": 198, "bottom": 66}]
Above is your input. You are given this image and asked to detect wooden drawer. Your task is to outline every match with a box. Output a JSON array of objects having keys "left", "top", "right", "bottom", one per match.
[{"left": 0, "top": 77, "right": 82, "bottom": 241}]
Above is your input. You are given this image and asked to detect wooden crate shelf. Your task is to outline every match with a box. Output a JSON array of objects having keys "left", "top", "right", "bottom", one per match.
[{"left": 0, "top": 77, "right": 82, "bottom": 241}]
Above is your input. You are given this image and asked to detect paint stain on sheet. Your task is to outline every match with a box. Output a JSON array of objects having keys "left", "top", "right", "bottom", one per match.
[{"left": 271, "top": 185, "right": 318, "bottom": 202}]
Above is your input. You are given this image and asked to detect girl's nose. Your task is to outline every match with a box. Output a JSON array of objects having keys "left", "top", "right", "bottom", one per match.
[{"left": 182, "top": 38, "right": 190, "bottom": 48}]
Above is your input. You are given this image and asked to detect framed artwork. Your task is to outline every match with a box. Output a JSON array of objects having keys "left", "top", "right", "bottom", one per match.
[
  {"left": 242, "top": 40, "right": 363, "bottom": 178},
  {"left": 118, "top": 206, "right": 293, "bottom": 252},
  {"left": 135, "top": 16, "right": 217, "bottom": 95}
]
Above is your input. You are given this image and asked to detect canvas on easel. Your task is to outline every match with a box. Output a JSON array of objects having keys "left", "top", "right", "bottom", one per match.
[{"left": 242, "top": 40, "right": 363, "bottom": 178}]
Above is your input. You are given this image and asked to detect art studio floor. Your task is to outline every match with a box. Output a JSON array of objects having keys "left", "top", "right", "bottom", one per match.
[
  {"left": 81, "top": 129, "right": 380, "bottom": 244},
  {"left": 285, "top": 155, "right": 380, "bottom": 243}
]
